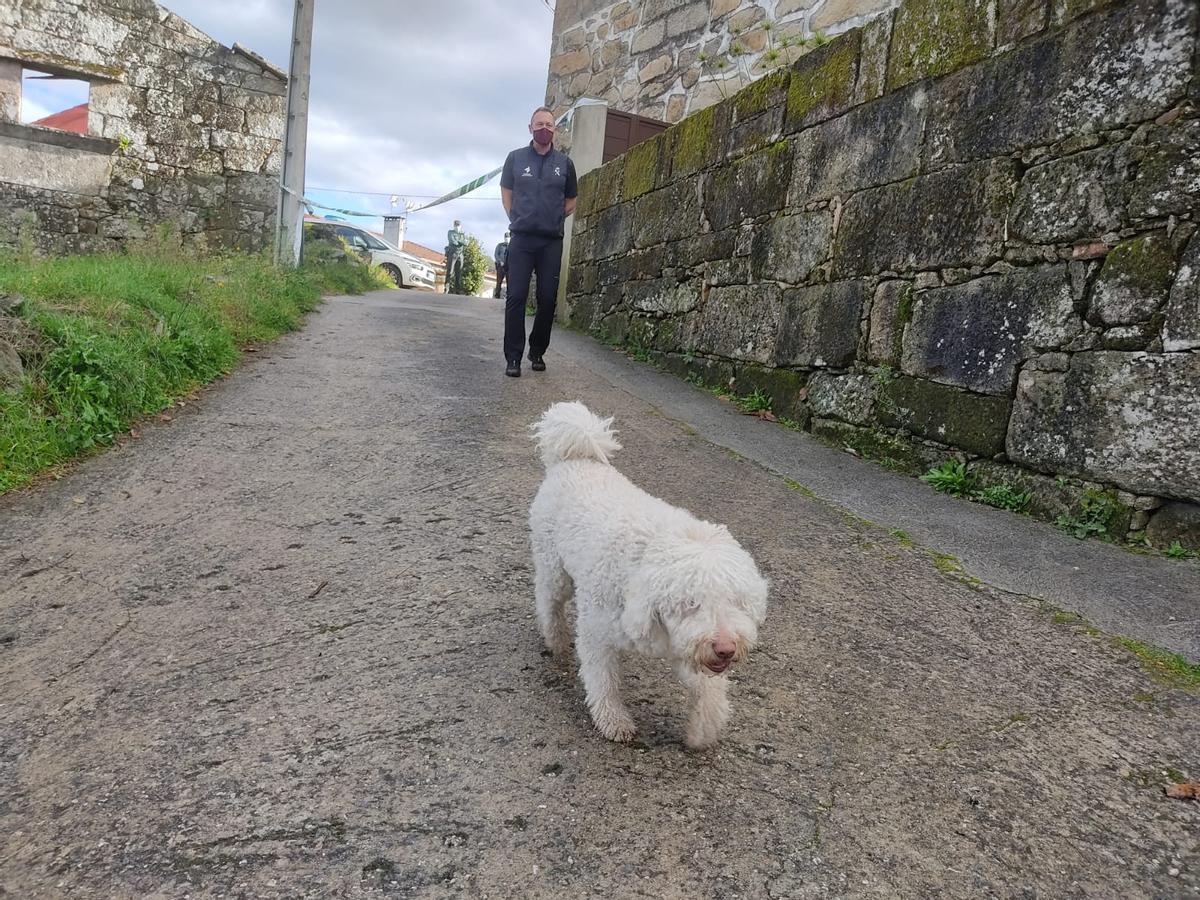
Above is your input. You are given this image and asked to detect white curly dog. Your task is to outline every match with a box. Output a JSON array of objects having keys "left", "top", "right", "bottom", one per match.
[{"left": 529, "top": 401, "right": 769, "bottom": 749}]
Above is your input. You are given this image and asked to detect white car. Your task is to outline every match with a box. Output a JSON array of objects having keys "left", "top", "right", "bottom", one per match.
[{"left": 308, "top": 220, "right": 437, "bottom": 290}]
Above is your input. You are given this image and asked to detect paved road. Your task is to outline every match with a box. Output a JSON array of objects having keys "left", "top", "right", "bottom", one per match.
[{"left": 2, "top": 291, "right": 1197, "bottom": 898}]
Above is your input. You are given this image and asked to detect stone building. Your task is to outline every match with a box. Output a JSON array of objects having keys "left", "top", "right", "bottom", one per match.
[
  {"left": 546, "top": 0, "right": 895, "bottom": 126},
  {"left": 0, "top": 0, "right": 286, "bottom": 255}
]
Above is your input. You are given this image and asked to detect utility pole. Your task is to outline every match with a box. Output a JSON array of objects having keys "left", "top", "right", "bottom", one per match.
[{"left": 275, "top": 0, "right": 315, "bottom": 267}]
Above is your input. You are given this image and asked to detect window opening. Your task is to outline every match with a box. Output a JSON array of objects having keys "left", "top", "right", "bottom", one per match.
[{"left": 21, "top": 67, "right": 90, "bottom": 133}]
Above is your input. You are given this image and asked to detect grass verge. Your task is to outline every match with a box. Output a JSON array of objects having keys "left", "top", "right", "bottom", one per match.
[
  {"left": 0, "top": 248, "right": 390, "bottom": 492},
  {"left": 1112, "top": 637, "right": 1200, "bottom": 689}
]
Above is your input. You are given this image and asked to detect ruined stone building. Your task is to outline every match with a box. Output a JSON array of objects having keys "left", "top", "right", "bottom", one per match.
[
  {"left": 0, "top": 0, "right": 286, "bottom": 255},
  {"left": 546, "top": 0, "right": 895, "bottom": 126}
]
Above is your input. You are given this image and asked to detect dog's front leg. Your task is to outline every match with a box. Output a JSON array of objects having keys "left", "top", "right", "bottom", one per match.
[
  {"left": 576, "top": 620, "right": 636, "bottom": 743},
  {"left": 678, "top": 665, "right": 731, "bottom": 750}
]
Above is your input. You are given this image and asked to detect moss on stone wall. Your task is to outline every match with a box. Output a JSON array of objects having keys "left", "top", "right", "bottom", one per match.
[
  {"left": 12, "top": 48, "right": 125, "bottom": 80},
  {"left": 671, "top": 104, "right": 717, "bottom": 177},
  {"left": 622, "top": 136, "right": 660, "bottom": 201},
  {"left": 735, "top": 69, "right": 791, "bottom": 122},
  {"left": 731, "top": 365, "right": 810, "bottom": 422},
  {"left": 785, "top": 33, "right": 860, "bottom": 131},
  {"left": 575, "top": 170, "right": 600, "bottom": 219},
  {"left": 887, "top": 0, "right": 992, "bottom": 90},
  {"left": 1099, "top": 233, "right": 1178, "bottom": 292},
  {"left": 810, "top": 419, "right": 931, "bottom": 474}
]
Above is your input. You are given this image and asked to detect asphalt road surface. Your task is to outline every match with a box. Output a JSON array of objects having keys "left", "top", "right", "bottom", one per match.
[{"left": 2, "top": 290, "right": 1197, "bottom": 898}]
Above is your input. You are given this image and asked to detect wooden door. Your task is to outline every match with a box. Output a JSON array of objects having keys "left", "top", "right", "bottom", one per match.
[{"left": 603, "top": 109, "right": 668, "bottom": 163}]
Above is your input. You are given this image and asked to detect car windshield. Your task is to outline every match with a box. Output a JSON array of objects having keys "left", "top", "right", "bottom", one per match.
[{"left": 361, "top": 233, "right": 389, "bottom": 250}]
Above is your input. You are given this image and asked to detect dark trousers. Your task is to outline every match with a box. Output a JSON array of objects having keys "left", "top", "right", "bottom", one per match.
[
  {"left": 504, "top": 233, "right": 562, "bottom": 362},
  {"left": 445, "top": 250, "right": 464, "bottom": 293},
  {"left": 493, "top": 263, "right": 507, "bottom": 298}
]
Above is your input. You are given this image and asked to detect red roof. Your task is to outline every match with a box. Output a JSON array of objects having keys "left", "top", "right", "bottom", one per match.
[
  {"left": 34, "top": 102, "right": 88, "bottom": 134},
  {"left": 403, "top": 241, "right": 445, "bottom": 266}
]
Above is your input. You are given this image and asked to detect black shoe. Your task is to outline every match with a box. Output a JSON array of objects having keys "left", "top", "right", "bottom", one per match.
[
  {"left": 530, "top": 355, "right": 546, "bottom": 372},
  {"left": 505, "top": 360, "right": 521, "bottom": 377}
]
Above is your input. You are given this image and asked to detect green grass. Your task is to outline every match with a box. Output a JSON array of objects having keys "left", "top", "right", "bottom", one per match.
[
  {"left": 929, "top": 551, "right": 963, "bottom": 574},
  {"left": 0, "top": 248, "right": 389, "bottom": 492},
  {"left": 1045, "top": 602, "right": 1200, "bottom": 689},
  {"left": 784, "top": 478, "right": 816, "bottom": 498},
  {"left": 1113, "top": 637, "right": 1200, "bottom": 689}
]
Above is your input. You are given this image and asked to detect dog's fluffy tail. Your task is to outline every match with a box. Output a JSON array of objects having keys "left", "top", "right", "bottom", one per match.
[{"left": 532, "top": 401, "right": 622, "bottom": 467}]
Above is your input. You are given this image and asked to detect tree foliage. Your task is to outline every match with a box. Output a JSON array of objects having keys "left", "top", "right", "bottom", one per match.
[{"left": 461, "top": 236, "right": 489, "bottom": 295}]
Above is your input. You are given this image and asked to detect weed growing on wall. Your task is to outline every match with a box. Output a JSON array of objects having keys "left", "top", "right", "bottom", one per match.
[
  {"left": 735, "top": 388, "right": 773, "bottom": 413},
  {"left": 697, "top": 19, "right": 829, "bottom": 100},
  {"left": 973, "top": 484, "right": 1032, "bottom": 512},
  {"left": 921, "top": 460, "right": 974, "bottom": 496},
  {"left": 1165, "top": 541, "right": 1196, "bottom": 560},
  {"left": 1056, "top": 491, "right": 1120, "bottom": 540}
]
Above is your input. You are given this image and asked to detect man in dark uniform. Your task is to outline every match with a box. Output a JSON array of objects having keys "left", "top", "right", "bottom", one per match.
[
  {"left": 493, "top": 231, "right": 510, "bottom": 298},
  {"left": 445, "top": 219, "right": 466, "bottom": 294},
  {"left": 499, "top": 106, "right": 578, "bottom": 377}
]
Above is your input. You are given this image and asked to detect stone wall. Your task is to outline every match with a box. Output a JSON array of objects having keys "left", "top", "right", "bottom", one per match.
[
  {"left": 564, "top": 0, "right": 1200, "bottom": 548},
  {"left": 0, "top": 0, "right": 285, "bottom": 255},
  {"left": 546, "top": 0, "right": 896, "bottom": 127}
]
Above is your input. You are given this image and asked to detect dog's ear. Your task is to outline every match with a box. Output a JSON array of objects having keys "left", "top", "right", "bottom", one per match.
[
  {"left": 737, "top": 574, "right": 770, "bottom": 626},
  {"left": 620, "top": 569, "right": 661, "bottom": 642}
]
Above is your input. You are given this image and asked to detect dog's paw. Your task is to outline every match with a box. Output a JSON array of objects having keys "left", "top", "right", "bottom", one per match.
[
  {"left": 539, "top": 625, "right": 572, "bottom": 660},
  {"left": 594, "top": 713, "right": 637, "bottom": 744},
  {"left": 684, "top": 726, "right": 720, "bottom": 751}
]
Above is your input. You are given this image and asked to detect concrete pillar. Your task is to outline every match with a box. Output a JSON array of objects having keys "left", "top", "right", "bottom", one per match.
[
  {"left": 383, "top": 215, "right": 406, "bottom": 249},
  {"left": 0, "top": 60, "right": 21, "bottom": 123},
  {"left": 557, "top": 101, "right": 608, "bottom": 321},
  {"left": 276, "top": 0, "right": 315, "bottom": 267}
]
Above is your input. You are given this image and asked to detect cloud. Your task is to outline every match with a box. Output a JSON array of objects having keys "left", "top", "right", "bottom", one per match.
[
  {"left": 20, "top": 95, "right": 51, "bottom": 124},
  {"left": 161, "top": 0, "right": 555, "bottom": 251}
]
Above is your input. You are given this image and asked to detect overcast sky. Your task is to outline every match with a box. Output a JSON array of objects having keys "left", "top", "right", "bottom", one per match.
[{"left": 150, "top": 0, "right": 557, "bottom": 253}]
